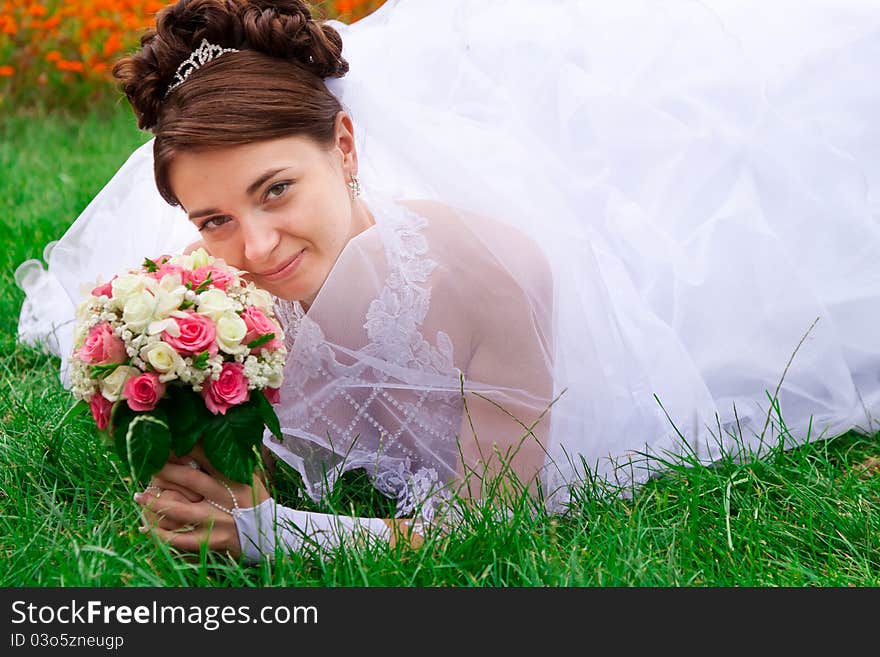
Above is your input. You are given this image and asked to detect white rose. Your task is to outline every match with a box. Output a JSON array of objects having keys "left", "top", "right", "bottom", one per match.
[
  {"left": 100, "top": 365, "right": 140, "bottom": 402},
  {"left": 216, "top": 312, "right": 248, "bottom": 354},
  {"left": 110, "top": 274, "right": 145, "bottom": 309},
  {"left": 247, "top": 288, "right": 275, "bottom": 313},
  {"left": 122, "top": 291, "right": 157, "bottom": 332},
  {"left": 140, "top": 342, "right": 183, "bottom": 373},
  {"left": 197, "top": 288, "right": 235, "bottom": 321}
]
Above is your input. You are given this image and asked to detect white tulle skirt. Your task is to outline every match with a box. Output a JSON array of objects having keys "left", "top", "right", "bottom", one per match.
[{"left": 17, "top": 0, "right": 880, "bottom": 506}]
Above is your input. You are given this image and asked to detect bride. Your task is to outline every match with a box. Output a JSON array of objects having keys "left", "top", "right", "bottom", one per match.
[{"left": 15, "top": 0, "right": 880, "bottom": 562}]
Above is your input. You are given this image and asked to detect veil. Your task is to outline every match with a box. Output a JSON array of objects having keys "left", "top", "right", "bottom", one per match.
[{"left": 16, "top": 0, "right": 880, "bottom": 516}]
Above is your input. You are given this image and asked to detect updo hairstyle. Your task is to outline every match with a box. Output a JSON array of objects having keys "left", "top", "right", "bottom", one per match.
[{"left": 112, "top": 0, "right": 350, "bottom": 206}]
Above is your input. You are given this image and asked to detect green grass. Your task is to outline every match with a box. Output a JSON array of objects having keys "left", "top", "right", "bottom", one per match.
[{"left": 2, "top": 103, "right": 879, "bottom": 587}]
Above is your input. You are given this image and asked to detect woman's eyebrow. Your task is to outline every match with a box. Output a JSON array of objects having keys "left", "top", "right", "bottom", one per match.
[
  {"left": 188, "top": 167, "right": 290, "bottom": 220},
  {"left": 246, "top": 167, "right": 288, "bottom": 196}
]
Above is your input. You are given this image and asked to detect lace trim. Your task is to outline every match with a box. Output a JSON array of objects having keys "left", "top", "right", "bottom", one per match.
[
  {"left": 373, "top": 460, "right": 458, "bottom": 525},
  {"left": 271, "top": 197, "right": 462, "bottom": 518}
]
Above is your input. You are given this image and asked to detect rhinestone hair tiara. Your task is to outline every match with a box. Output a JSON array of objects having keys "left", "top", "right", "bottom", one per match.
[{"left": 164, "top": 38, "right": 240, "bottom": 98}]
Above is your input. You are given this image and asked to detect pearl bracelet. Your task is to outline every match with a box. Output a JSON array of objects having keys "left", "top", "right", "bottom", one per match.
[{"left": 204, "top": 481, "right": 242, "bottom": 518}]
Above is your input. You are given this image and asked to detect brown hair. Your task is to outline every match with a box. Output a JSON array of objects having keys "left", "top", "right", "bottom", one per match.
[{"left": 112, "top": 0, "right": 349, "bottom": 206}]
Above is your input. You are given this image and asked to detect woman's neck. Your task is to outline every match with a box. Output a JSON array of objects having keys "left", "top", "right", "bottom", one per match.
[{"left": 299, "top": 198, "right": 375, "bottom": 314}]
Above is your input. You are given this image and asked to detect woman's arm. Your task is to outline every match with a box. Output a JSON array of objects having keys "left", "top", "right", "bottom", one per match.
[
  {"left": 454, "top": 307, "right": 555, "bottom": 505},
  {"left": 398, "top": 198, "right": 556, "bottom": 508}
]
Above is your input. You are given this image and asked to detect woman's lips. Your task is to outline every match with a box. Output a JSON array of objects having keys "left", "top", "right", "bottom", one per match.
[{"left": 256, "top": 249, "right": 305, "bottom": 282}]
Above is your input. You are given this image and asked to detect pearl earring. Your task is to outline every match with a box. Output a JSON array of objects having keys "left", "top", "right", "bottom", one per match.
[{"left": 347, "top": 174, "right": 362, "bottom": 199}]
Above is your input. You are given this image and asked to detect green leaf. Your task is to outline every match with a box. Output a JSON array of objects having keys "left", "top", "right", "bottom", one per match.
[
  {"left": 88, "top": 362, "right": 122, "bottom": 379},
  {"left": 192, "top": 273, "right": 214, "bottom": 294},
  {"left": 178, "top": 300, "right": 195, "bottom": 310},
  {"left": 142, "top": 257, "right": 159, "bottom": 273},
  {"left": 162, "top": 385, "right": 212, "bottom": 457},
  {"left": 251, "top": 388, "right": 281, "bottom": 439},
  {"left": 110, "top": 402, "right": 136, "bottom": 464},
  {"left": 201, "top": 401, "right": 264, "bottom": 483},
  {"left": 191, "top": 351, "right": 210, "bottom": 369},
  {"left": 246, "top": 332, "right": 275, "bottom": 350},
  {"left": 112, "top": 406, "right": 171, "bottom": 485}
]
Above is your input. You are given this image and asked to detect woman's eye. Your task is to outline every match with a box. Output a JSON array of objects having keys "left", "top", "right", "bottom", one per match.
[
  {"left": 266, "top": 182, "right": 290, "bottom": 200},
  {"left": 199, "top": 215, "right": 231, "bottom": 231}
]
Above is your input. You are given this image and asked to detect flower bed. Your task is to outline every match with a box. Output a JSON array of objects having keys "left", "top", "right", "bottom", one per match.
[{"left": 1, "top": 1, "right": 385, "bottom": 111}]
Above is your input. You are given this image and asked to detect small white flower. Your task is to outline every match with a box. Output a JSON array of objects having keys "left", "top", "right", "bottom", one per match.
[
  {"left": 190, "top": 248, "right": 211, "bottom": 269},
  {"left": 154, "top": 275, "right": 186, "bottom": 317},
  {"left": 148, "top": 317, "right": 180, "bottom": 337},
  {"left": 267, "top": 370, "right": 283, "bottom": 388}
]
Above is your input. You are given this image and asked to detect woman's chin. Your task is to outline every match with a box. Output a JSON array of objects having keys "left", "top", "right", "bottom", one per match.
[{"left": 259, "top": 279, "right": 315, "bottom": 305}]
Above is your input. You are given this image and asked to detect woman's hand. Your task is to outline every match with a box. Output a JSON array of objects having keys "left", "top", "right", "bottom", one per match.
[{"left": 135, "top": 445, "right": 270, "bottom": 558}]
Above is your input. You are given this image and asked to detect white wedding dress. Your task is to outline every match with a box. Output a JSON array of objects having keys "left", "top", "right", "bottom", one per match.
[{"left": 16, "top": 0, "right": 880, "bottom": 528}]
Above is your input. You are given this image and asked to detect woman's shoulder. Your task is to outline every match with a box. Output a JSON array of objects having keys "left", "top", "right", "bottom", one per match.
[{"left": 395, "top": 198, "right": 553, "bottom": 298}]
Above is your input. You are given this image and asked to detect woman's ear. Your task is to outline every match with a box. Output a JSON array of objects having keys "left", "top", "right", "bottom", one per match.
[{"left": 334, "top": 110, "right": 358, "bottom": 176}]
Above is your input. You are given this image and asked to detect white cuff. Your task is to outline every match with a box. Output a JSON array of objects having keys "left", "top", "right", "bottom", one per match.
[{"left": 234, "top": 498, "right": 393, "bottom": 564}]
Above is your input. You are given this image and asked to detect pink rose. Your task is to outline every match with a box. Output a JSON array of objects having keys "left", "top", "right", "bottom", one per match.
[
  {"left": 241, "top": 306, "right": 283, "bottom": 352},
  {"left": 153, "top": 262, "right": 186, "bottom": 282},
  {"left": 202, "top": 362, "right": 250, "bottom": 415},
  {"left": 264, "top": 386, "right": 281, "bottom": 405},
  {"left": 124, "top": 371, "right": 166, "bottom": 412},
  {"left": 89, "top": 393, "right": 112, "bottom": 430},
  {"left": 91, "top": 276, "right": 116, "bottom": 298},
  {"left": 188, "top": 265, "right": 235, "bottom": 291},
  {"left": 163, "top": 312, "right": 218, "bottom": 356},
  {"left": 78, "top": 322, "right": 127, "bottom": 365}
]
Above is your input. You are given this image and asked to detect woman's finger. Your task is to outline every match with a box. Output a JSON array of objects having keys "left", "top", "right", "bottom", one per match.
[
  {"left": 152, "top": 462, "right": 230, "bottom": 502},
  {"left": 135, "top": 490, "right": 222, "bottom": 526},
  {"left": 148, "top": 475, "right": 204, "bottom": 503},
  {"left": 139, "top": 489, "right": 193, "bottom": 530},
  {"left": 146, "top": 523, "right": 240, "bottom": 556}
]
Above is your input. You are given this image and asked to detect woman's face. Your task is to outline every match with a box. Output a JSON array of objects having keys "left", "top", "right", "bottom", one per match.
[{"left": 168, "top": 113, "right": 373, "bottom": 307}]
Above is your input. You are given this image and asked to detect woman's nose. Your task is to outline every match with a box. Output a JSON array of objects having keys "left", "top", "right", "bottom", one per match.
[{"left": 241, "top": 216, "right": 281, "bottom": 264}]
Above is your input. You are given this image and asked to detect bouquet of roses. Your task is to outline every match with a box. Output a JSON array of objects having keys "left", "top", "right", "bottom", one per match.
[{"left": 69, "top": 248, "right": 285, "bottom": 485}]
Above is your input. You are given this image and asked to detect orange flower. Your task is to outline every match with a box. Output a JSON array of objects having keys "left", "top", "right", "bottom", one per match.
[
  {"left": 56, "top": 60, "right": 85, "bottom": 73},
  {"left": 45, "top": 50, "right": 62, "bottom": 62},
  {"left": 26, "top": 4, "right": 47, "bottom": 17},
  {"left": 0, "top": 65, "right": 14, "bottom": 77},
  {"left": 0, "top": 16, "right": 16, "bottom": 35},
  {"left": 103, "top": 33, "right": 122, "bottom": 57}
]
